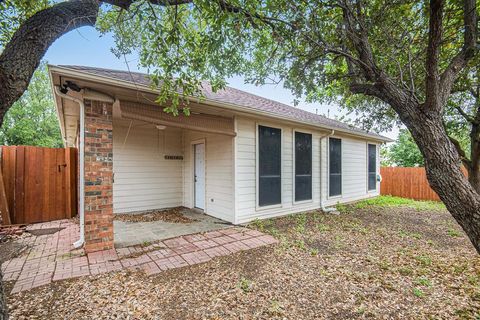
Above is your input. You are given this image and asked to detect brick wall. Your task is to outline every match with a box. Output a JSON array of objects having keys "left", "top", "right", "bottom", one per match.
[{"left": 84, "top": 100, "right": 114, "bottom": 252}]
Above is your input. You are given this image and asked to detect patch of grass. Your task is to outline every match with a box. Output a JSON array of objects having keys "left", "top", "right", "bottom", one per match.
[
  {"left": 415, "top": 276, "right": 432, "bottom": 287},
  {"left": 447, "top": 228, "right": 462, "bottom": 237},
  {"left": 399, "top": 230, "right": 422, "bottom": 239},
  {"left": 398, "top": 267, "right": 414, "bottom": 276},
  {"left": 268, "top": 300, "right": 284, "bottom": 316},
  {"left": 238, "top": 277, "right": 253, "bottom": 293},
  {"left": 353, "top": 196, "right": 445, "bottom": 211},
  {"left": 250, "top": 218, "right": 275, "bottom": 234},
  {"left": 467, "top": 275, "right": 479, "bottom": 286},
  {"left": 336, "top": 203, "right": 350, "bottom": 213},
  {"left": 294, "top": 239, "right": 306, "bottom": 251},
  {"left": 356, "top": 307, "right": 366, "bottom": 315},
  {"left": 294, "top": 213, "right": 308, "bottom": 234},
  {"left": 453, "top": 262, "right": 470, "bottom": 274},
  {"left": 412, "top": 287, "right": 425, "bottom": 298},
  {"left": 343, "top": 221, "right": 368, "bottom": 234},
  {"left": 415, "top": 255, "right": 433, "bottom": 267},
  {"left": 316, "top": 223, "right": 331, "bottom": 232},
  {"left": 378, "top": 260, "right": 392, "bottom": 271},
  {"left": 310, "top": 248, "right": 319, "bottom": 256}
]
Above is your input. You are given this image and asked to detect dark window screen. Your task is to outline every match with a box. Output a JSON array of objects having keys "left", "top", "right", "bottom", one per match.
[
  {"left": 368, "top": 144, "right": 377, "bottom": 190},
  {"left": 329, "top": 138, "right": 342, "bottom": 197},
  {"left": 258, "top": 125, "right": 281, "bottom": 206},
  {"left": 295, "top": 132, "right": 312, "bottom": 201}
]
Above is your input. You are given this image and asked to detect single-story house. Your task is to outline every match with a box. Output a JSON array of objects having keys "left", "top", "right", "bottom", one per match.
[{"left": 48, "top": 65, "right": 392, "bottom": 252}]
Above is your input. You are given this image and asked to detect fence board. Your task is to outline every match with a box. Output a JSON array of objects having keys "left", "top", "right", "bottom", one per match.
[
  {"left": 1, "top": 147, "right": 15, "bottom": 217},
  {"left": 0, "top": 146, "right": 77, "bottom": 224},
  {"left": 381, "top": 167, "right": 441, "bottom": 201},
  {"left": 0, "top": 166, "right": 11, "bottom": 225}
]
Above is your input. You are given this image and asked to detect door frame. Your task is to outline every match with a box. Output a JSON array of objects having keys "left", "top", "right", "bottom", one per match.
[{"left": 191, "top": 139, "right": 206, "bottom": 211}]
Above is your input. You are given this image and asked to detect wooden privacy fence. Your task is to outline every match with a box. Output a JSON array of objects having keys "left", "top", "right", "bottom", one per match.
[
  {"left": 0, "top": 146, "right": 78, "bottom": 224},
  {"left": 380, "top": 167, "right": 442, "bottom": 201}
]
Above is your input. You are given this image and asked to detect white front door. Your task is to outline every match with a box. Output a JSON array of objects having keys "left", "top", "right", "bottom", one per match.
[{"left": 194, "top": 143, "right": 205, "bottom": 210}]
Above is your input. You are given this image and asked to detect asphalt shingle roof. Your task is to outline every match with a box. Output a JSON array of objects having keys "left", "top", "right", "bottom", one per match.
[{"left": 56, "top": 65, "right": 391, "bottom": 141}]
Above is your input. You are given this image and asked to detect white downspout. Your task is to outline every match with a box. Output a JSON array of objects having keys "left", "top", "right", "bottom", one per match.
[
  {"left": 320, "top": 129, "right": 338, "bottom": 213},
  {"left": 54, "top": 86, "right": 86, "bottom": 248},
  {"left": 54, "top": 87, "right": 115, "bottom": 248}
]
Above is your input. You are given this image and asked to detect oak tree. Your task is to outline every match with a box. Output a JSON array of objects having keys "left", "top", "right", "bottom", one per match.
[{"left": 0, "top": 1, "right": 479, "bottom": 258}]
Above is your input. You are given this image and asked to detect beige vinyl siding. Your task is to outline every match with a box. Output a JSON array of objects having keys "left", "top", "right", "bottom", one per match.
[
  {"left": 113, "top": 119, "right": 184, "bottom": 213},
  {"left": 235, "top": 116, "right": 322, "bottom": 224},
  {"left": 322, "top": 136, "right": 380, "bottom": 207},
  {"left": 183, "top": 131, "right": 234, "bottom": 223},
  {"left": 234, "top": 116, "right": 380, "bottom": 223}
]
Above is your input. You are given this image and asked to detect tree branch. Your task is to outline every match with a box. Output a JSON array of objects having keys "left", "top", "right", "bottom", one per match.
[
  {"left": 424, "top": 0, "right": 444, "bottom": 110},
  {"left": 0, "top": 0, "right": 100, "bottom": 125},
  {"left": 449, "top": 134, "right": 472, "bottom": 168},
  {"left": 454, "top": 104, "right": 477, "bottom": 124},
  {"left": 439, "top": 0, "right": 477, "bottom": 106},
  {"left": 101, "top": 0, "right": 192, "bottom": 10}
]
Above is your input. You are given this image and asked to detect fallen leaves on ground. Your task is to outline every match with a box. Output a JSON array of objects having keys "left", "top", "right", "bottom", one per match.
[
  {"left": 6, "top": 204, "right": 480, "bottom": 319},
  {"left": 114, "top": 207, "right": 196, "bottom": 224}
]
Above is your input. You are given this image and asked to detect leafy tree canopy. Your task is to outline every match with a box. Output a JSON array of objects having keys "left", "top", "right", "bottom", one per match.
[
  {"left": 1, "top": 0, "right": 480, "bottom": 253},
  {"left": 0, "top": 62, "right": 63, "bottom": 147},
  {"left": 386, "top": 129, "right": 424, "bottom": 167}
]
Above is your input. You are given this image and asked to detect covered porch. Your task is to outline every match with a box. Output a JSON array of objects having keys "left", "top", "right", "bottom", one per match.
[
  {"left": 112, "top": 99, "right": 236, "bottom": 223},
  {"left": 50, "top": 66, "right": 238, "bottom": 252},
  {"left": 110, "top": 98, "right": 237, "bottom": 247}
]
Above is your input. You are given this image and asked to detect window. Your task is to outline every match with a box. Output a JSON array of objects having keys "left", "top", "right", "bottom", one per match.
[
  {"left": 295, "top": 132, "right": 312, "bottom": 201},
  {"left": 368, "top": 144, "right": 377, "bottom": 191},
  {"left": 329, "top": 137, "right": 342, "bottom": 197},
  {"left": 258, "top": 125, "right": 281, "bottom": 206}
]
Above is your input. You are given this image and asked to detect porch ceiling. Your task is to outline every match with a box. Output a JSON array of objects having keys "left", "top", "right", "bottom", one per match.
[{"left": 119, "top": 100, "right": 236, "bottom": 136}]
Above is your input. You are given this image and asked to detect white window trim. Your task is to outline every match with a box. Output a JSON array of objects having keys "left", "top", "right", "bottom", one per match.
[
  {"left": 327, "top": 136, "right": 343, "bottom": 199},
  {"left": 293, "top": 129, "right": 314, "bottom": 204},
  {"left": 367, "top": 142, "right": 378, "bottom": 193},
  {"left": 256, "top": 123, "right": 283, "bottom": 211}
]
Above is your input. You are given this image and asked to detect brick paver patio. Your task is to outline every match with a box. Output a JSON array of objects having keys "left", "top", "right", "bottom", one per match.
[{"left": 1, "top": 220, "right": 278, "bottom": 293}]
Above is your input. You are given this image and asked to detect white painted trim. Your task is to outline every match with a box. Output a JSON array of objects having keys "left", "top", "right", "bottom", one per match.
[
  {"left": 366, "top": 142, "right": 379, "bottom": 193},
  {"left": 191, "top": 138, "right": 206, "bottom": 212},
  {"left": 233, "top": 116, "right": 238, "bottom": 224},
  {"left": 292, "top": 129, "right": 314, "bottom": 204},
  {"left": 327, "top": 136, "right": 343, "bottom": 200},
  {"left": 255, "top": 122, "right": 283, "bottom": 211}
]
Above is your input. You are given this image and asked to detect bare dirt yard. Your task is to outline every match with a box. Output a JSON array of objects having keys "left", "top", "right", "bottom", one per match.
[{"left": 5, "top": 196, "right": 480, "bottom": 319}]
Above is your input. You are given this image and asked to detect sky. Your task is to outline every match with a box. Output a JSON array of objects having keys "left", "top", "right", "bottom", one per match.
[{"left": 43, "top": 26, "right": 399, "bottom": 140}]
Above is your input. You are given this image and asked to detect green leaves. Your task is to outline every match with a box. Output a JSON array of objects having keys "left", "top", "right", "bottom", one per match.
[
  {"left": 385, "top": 129, "right": 424, "bottom": 167},
  {"left": 0, "top": 0, "right": 51, "bottom": 49},
  {"left": 0, "top": 62, "right": 63, "bottom": 147}
]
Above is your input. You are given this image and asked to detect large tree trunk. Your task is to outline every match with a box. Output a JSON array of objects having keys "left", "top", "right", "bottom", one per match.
[
  {"left": 0, "top": 269, "right": 7, "bottom": 320},
  {"left": 0, "top": 0, "right": 100, "bottom": 126},
  {"left": 406, "top": 111, "right": 480, "bottom": 252}
]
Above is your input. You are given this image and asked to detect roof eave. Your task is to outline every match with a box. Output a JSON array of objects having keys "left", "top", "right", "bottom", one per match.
[{"left": 48, "top": 64, "right": 393, "bottom": 143}]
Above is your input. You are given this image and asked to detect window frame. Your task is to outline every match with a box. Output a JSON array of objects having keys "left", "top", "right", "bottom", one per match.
[
  {"left": 256, "top": 123, "right": 283, "bottom": 210},
  {"left": 328, "top": 137, "right": 342, "bottom": 199},
  {"left": 293, "top": 130, "right": 313, "bottom": 204},
  {"left": 367, "top": 143, "right": 378, "bottom": 192}
]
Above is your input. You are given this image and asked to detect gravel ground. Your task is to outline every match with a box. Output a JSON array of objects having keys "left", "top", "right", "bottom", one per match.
[{"left": 6, "top": 201, "right": 480, "bottom": 319}]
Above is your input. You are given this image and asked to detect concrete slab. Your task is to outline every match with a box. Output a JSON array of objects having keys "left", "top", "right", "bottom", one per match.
[{"left": 114, "top": 209, "right": 232, "bottom": 248}]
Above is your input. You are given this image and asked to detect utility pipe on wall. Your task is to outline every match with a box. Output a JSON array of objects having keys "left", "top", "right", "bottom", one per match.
[
  {"left": 54, "top": 86, "right": 86, "bottom": 248},
  {"left": 319, "top": 129, "right": 338, "bottom": 213},
  {"left": 54, "top": 86, "right": 115, "bottom": 248}
]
